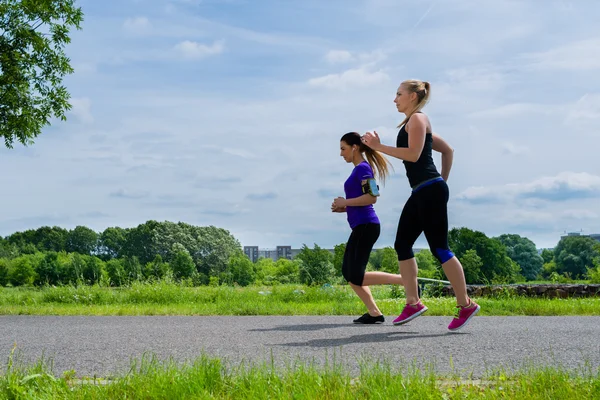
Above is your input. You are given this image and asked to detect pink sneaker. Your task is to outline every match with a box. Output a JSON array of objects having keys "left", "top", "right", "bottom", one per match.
[
  {"left": 392, "top": 301, "right": 428, "bottom": 325},
  {"left": 447, "top": 300, "right": 480, "bottom": 332}
]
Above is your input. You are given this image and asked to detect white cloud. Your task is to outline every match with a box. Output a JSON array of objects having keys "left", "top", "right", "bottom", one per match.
[
  {"left": 109, "top": 188, "right": 150, "bottom": 199},
  {"left": 523, "top": 38, "right": 600, "bottom": 71},
  {"left": 68, "top": 97, "right": 94, "bottom": 124},
  {"left": 469, "top": 103, "right": 558, "bottom": 119},
  {"left": 73, "top": 62, "right": 97, "bottom": 75},
  {"left": 123, "top": 16, "right": 151, "bottom": 34},
  {"left": 308, "top": 66, "right": 389, "bottom": 90},
  {"left": 174, "top": 40, "right": 225, "bottom": 59},
  {"left": 502, "top": 142, "right": 530, "bottom": 156},
  {"left": 325, "top": 50, "right": 353, "bottom": 64},
  {"left": 565, "top": 93, "right": 600, "bottom": 122},
  {"left": 357, "top": 49, "right": 387, "bottom": 64},
  {"left": 561, "top": 209, "right": 599, "bottom": 220},
  {"left": 444, "top": 65, "right": 506, "bottom": 93},
  {"left": 456, "top": 172, "right": 600, "bottom": 203}
]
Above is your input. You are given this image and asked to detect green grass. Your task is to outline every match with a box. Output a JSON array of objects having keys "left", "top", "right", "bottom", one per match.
[
  {"left": 1, "top": 349, "right": 599, "bottom": 399},
  {"left": 0, "top": 281, "right": 599, "bottom": 316}
]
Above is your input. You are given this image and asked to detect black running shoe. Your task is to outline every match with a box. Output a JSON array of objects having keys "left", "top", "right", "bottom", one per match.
[{"left": 353, "top": 313, "right": 385, "bottom": 324}]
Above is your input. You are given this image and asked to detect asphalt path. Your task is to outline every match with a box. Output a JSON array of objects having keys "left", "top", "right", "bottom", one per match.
[{"left": 1, "top": 316, "right": 599, "bottom": 378}]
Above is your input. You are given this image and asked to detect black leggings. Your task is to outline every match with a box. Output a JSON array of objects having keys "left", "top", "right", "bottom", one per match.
[
  {"left": 394, "top": 180, "right": 454, "bottom": 264},
  {"left": 342, "top": 223, "right": 380, "bottom": 286}
]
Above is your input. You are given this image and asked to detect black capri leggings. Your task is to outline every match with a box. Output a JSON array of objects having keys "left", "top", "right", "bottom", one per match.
[
  {"left": 342, "top": 223, "right": 380, "bottom": 286},
  {"left": 394, "top": 179, "right": 455, "bottom": 264}
]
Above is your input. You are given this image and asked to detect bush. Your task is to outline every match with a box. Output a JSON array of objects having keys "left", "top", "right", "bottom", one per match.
[{"left": 9, "top": 257, "right": 36, "bottom": 286}]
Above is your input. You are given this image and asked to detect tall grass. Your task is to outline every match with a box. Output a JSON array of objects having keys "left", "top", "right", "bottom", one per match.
[
  {"left": 1, "top": 348, "right": 598, "bottom": 399},
  {"left": 0, "top": 281, "right": 599, "bottom": 316}
]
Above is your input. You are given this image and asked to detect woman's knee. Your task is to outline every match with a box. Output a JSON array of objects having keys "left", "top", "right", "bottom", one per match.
[
  {"left": 430, "top": 246, "right": 455, "bottom": 264},
  {"left": 394, "top": 239, "right": 414, "bottom": 261},
  {"left": 343, "top": 267, "right": 364, "bottom": 286}
]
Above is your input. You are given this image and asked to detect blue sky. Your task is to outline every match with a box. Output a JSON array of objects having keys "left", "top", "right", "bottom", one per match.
[{"left": 1, "top": 0, "right": 600, "bottom": 250}]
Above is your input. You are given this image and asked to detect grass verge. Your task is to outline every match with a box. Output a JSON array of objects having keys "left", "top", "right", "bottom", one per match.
[
  {"left": 0, "top": 282, "right": 599, "bottom": 316},
  {"left": 1, "top": 348, "right": 598, "bottom": 399}
]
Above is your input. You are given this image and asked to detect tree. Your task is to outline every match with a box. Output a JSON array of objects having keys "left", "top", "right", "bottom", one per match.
[
  {"left": 105, "top": 258, "right": 126, "bottom": 286},
  {"left": 332, "top": 243, "right": 345, "bottom": 277},
  {"left": 1, "top": 0, "right": 84, "bottom": 148},
  {"left": 255, "top": 257, "right": 276, "bottom": 283},
  {"left": 415, "top": 249, "right": 442, "bottom": 280},
  {"left": 448, "top": 227, "right": 519, "bottom": 283},
  {"left": 228, "top": 252, "right": 255, "bottom": 286},
  {"left": 170, "top": 244, "right": 195, "bottom": 281},
  {"left": 34, "top": 251, "right": 61, "bottom": 285},
  {"left": 65, "top": 252, "right": 85, "bottom": 283},
  {"left": 122, "top": 221, "right": 160, "bottom": 265},
  {"left": 143, "top": 254, "right": 170, "bottom": 281},
  {"left": 194, "top": 225, "right": 241, "bottom": 278},
  {"left": 66, "top": 226, "right": 98, "bottom": 255},
  {"left": 0, "top": 258, "right": 9, "bottom": 285},
  {"left": 494, "top": 234, "right": 543, "bottom": 281},
  {"left": 0, "top": 239, "right": 19, "bottom": 259},
  {"left": 82, "top": 255, "right": 103, "bottom": 285},
  {"left": 541, "top": 249, "right": 554, "bottom": 264},
  {"left": 553, "top": 236, "right": 600, "bottom": 279},
  {"left": 36, "top": 226, "right": 68, "bottom": 252},
  {"left": 380, "top": 247, "right": 399, "bottom": 274},
  {"left": 98, "top": 227, "right": 127, "bottom": 260},
  {"left": 460, "top": 249, "right": 483, "bottom": 284},
  {"left": 9, "top": 256, "right": 36, "bottom": 286},
  {"left": 123, "top": 255, "right": 143, "bottom": 282},
  {"left": 296, "top": 244, "right": 334, "bottom": 285},
  {"left": 273, "top": 258, "right": 299, "bottom": 284},
  {"left": 368, "top": 248, "right": 383, "bottom": 270}
]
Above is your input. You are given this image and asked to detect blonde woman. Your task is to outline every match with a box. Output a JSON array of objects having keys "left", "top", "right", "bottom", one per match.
[{"left": 362, "top": 80, "right": 480, "bottom": 332}]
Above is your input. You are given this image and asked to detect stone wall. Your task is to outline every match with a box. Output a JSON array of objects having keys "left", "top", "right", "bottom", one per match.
[{"left": 438, "top": 284, "right": 600, "bottom": 298}]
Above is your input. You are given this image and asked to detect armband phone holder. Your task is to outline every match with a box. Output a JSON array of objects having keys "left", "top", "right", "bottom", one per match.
[{"left": 362, "top": 178, "right": 380, "bottom": 197}]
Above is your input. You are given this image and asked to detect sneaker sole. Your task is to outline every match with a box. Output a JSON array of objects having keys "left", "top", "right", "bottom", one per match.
[
  {"left": 392, "top": 306, "right": 428, "bottom": 326},
  {"left": 353, "top": 321, "right": 385, "bottom": 324},
  {"left": 447, "top": 304, "right": 480, "bottom": 332}
]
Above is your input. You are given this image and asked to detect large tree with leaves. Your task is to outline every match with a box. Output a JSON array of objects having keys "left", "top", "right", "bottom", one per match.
[
  {"left": 448, "top": 227, "right": 519, "bottom": 283},
  {"left": 553, "top": 235, "right": 600, "bottom": 279},
  {"left": 1, "top": 0, "right": 83, "bottom": 148},
  {"left": 494, "top": 233, "right": 544, "bottom": 281}
]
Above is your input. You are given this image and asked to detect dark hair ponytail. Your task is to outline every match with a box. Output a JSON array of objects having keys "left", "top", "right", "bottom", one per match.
[{"left": 340, "top": 132, "right": 393, "bottom": 184}]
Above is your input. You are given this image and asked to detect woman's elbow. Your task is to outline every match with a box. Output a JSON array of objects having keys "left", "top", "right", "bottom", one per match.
[{"left": 408, "top": 153, "right": 420, "bottom": 162}]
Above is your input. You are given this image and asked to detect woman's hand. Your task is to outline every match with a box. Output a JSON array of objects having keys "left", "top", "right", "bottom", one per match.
[
  {"left": 332, "top": 197, "right": 348, "bottom": 209},
  {"left": 362, "top": 131, "right": 381, "bottom": 149}
]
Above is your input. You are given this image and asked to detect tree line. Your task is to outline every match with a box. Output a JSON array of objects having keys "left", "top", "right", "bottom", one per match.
[{"left": 1, "top": 221, "right": 599, "bottom": 288}]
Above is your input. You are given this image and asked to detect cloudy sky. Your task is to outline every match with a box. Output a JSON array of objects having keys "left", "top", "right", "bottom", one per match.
[{"left": 1, "top": 0, "right": 599, "bottom": 250}]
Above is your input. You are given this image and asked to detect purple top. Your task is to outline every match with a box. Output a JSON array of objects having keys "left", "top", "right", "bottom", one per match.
[{"left": 344, "top": 161, "right": 380, "bottom": 229}]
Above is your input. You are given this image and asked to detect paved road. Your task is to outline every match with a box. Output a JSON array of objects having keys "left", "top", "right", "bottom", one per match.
[{"left": 1, "top": 316, "right": 599, "bottom": 378}]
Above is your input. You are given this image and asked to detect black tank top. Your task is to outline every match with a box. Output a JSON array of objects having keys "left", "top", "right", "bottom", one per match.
[{"left": 396, "top": 117, "right": 441, "bottom": 188}]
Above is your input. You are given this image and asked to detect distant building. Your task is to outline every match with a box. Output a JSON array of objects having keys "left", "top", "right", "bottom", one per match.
[
  {"left": 243, "top": 246, "right": 259, "bottom": 263},
  {"left": 561, "top": 232, "right": 600, "bottom": 242},
  {"left": 276, "top": 245, "right": 292, "bottom": 260},
  {"left": 257, "top": 248, "right": 278, "bottom": 261},
  {"left": 589, "top": 234, "right": 600, "bottom": 242},
  {"left": 243, "top": 245, "right": 425, "bottom": 262}
]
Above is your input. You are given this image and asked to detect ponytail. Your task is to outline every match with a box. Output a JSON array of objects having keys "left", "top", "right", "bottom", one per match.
[
  {"left": 361, "top": 144, "right": 392, "bottom": 185},
  {"left": 341, "top": 132, "right": 393, "bottom": 184}
]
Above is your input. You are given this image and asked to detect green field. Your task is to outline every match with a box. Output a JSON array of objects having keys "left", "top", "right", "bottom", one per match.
[{"left": 1, "top": 282, "right": 599, "bottom": 316}]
